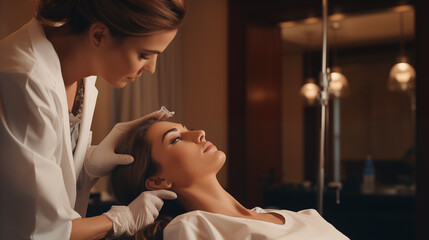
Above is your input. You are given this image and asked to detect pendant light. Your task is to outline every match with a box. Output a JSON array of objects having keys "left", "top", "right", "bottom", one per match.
[
  {"left": 328, "top": 22, "right": 348, "bottom": 98},
  {"left": 388, "top": 8, "right": 415, "bottom": 92},
  {"left": 301, "top": 78, "right": 320, "bottom": 104},
  {"left": 301, "top": 32, "right": 320, "bottom": 105}
]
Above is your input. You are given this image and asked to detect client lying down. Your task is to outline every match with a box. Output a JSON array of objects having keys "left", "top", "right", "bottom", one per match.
[{"left": 110, "top": 118, "right": 349, "bottom": 240}]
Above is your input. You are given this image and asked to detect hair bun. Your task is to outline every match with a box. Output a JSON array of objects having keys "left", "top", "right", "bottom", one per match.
[{"left": 36, "top": 0, "right": 77, "bottom": 23}]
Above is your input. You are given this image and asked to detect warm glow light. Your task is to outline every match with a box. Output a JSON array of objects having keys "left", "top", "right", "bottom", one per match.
[
  {"left": 398, "top": 62, "right": 410, "bottom": 71},
  {"left": 303, "top": 17, "right": 320, "bottom": 24},
  {"left": 329, "top": 13, "right": 346, "bottom": 21},
  {"left": 301, "top": 79, "right": 320, "bottom": 104},
  {"left": 329, "top": 68, "right": 349, "bottom": 97},
  {"left": 388, "top": 60, "right": 415, "bottom": 91},
  {"left": 387, "top": 6, "right": 415, "bottom": 92},
  {"left": 329, "top": 73, "right": 344, "bottom": 90},
  {"left": 302, "top": 83, "right": 319, "bottom": 99},
  {"left": 395, "top": 72, "right": 412, "bottom": 83},
  {"left": 279, "top": 21, "right": 296, "bottom": 28},
  {"left": 392, "top": 4, "right": 413, "bottom": 13}
]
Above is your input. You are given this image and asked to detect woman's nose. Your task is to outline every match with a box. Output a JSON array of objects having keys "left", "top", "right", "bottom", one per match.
[
  {"left": 195, "top": 130, "right": 206, "bottom": 143},
  {"left": 141, "top": 56, "right": 157, "bottom": 74}
]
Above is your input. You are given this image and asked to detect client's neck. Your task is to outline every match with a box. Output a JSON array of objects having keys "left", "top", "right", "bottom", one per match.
[{"left": 173, "top": 176, "right": 252, "bottom": 217}]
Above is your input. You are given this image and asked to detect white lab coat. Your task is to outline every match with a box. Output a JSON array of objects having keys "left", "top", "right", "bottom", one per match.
[
  {"left": 164, "top": 208, "right": 350, "bottom": 240},
  {"left": 0, "top": 18, "right": 98, "bottom": 239}
]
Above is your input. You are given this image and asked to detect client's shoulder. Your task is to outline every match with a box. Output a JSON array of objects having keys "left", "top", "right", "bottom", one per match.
[
  {"left": 163, "top": 211, "right": 215, "bottom": 239},
  {"left": 168, "top": 210, "right": 213, "bottom": 225},
  {"left": 297, "top": 208, "right": 320, "bottom": 215},
  {"left": 277, "top": 208, "right": 322, "bottom": 220}
]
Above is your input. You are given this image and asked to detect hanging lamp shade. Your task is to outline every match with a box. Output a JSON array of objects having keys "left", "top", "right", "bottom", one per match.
[
  {"left": 300, "top": 77, "right": 320, "bottom": 104},
  {"left": 388, "top": 56, "right": 415, "bottom": 91},
  {"left": 388, "top": 8, "right": 415, "bottom": 92},
  {"left": 329, "top": 66, "right": 349, "bottom": 97}
]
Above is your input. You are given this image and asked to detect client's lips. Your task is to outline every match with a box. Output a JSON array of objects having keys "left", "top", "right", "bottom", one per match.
[{"left": 203, "top": 141, "right": 216, "bottom": 153}]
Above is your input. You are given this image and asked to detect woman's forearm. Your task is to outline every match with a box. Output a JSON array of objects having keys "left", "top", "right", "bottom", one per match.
[{"left": 71, "top": 215, "right": 113, "bottom": 240}]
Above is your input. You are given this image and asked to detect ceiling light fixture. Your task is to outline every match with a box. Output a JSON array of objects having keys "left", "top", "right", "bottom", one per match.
[{"left": 388, "top": 7, "right": 415, "bottom": 92}]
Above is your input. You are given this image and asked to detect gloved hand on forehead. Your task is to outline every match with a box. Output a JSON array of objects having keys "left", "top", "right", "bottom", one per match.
[
  {"left": 84, "top": 106, "right": 174, "bottom": 178},
  {"left": 104, "top": 189, "right": 177, "bottom": 238}
]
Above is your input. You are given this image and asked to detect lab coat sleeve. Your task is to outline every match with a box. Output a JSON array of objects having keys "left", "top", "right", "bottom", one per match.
[{"left": 0, "top": 72, "right": 80, "bottom": 239}]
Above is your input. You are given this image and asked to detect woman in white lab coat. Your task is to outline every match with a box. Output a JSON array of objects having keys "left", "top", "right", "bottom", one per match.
[
  {"left": 111, "top": 119, "right": 350, "bottom": 240},
  {"left": 0, "top": 0, "right": 185, "bottom": 239}
]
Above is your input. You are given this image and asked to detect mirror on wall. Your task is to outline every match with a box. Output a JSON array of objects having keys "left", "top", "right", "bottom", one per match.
[{"left": 280, "top": 5, "right": 416, "bottom": 194}]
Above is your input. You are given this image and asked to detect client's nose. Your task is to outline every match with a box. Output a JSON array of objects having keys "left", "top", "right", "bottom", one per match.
[{"left": 195, "top": 130, "right": 206, "bottom": 143}]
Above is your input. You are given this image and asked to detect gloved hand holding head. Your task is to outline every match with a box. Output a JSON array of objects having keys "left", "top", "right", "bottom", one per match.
[{"left": 84, "top": 106, "right": 175, "bottom": 178}]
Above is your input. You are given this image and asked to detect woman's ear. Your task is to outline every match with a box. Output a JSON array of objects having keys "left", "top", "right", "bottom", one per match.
[
  {"left": 145, "top": 176, "right": 173, "bottom": 190},
  {"left": 89, "top": 22, "right": 110, "bottom": 48}
]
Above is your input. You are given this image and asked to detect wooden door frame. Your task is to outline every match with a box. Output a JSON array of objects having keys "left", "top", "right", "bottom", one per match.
[{"left": 415, "top": 1, "right": 429, "bottom": 239}]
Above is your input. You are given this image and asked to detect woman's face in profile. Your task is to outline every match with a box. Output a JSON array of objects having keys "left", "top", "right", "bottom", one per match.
[
  {"left": 146, "top": 121, "right": 226, "bottom": 188},
  {"left": 95, "top": 29, "right": 177, "bottom": 88}
]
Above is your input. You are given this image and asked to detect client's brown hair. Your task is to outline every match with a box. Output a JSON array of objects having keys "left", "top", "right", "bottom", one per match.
[
  {"left": 111, "top": 118, "right": 185, "bottom": 240},
  {"left": 111, "top": 117, "right": 159, "bottom": 205}
]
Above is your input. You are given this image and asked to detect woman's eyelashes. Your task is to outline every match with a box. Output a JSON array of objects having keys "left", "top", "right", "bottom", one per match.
[
  {"left": 140, "top": 53, "right": 150, "bottom": 60},
  {"left": 168, "top": 128, "right": 195, "bottom": 145},
  {"left": 170, "top": 136, "right": 182, "bottom": 145}
]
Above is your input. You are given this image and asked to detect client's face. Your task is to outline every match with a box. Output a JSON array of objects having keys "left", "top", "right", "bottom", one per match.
[{"left": 146, "top": 121, "right": 226, "bottom": 188}]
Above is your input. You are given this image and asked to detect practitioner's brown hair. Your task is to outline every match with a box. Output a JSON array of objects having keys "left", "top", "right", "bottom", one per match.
[{"left": 35, "top": 0, "right": 186, "bottom": 36}]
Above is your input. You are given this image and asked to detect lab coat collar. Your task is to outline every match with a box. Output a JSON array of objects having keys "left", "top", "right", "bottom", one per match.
[
  {"left": 27, "top": 18, "right": 63, "bottom": 85},
  {"left": 73, "top": 76, "right": 98, "bottom": 178}
]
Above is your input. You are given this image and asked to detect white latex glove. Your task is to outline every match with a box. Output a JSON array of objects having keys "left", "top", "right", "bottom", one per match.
[
  {"left": 104, "top": 190, "right": 177, "bottom": 238},
  {"left": 84, "top": 106, "right": 174, "bottom": 177}
]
